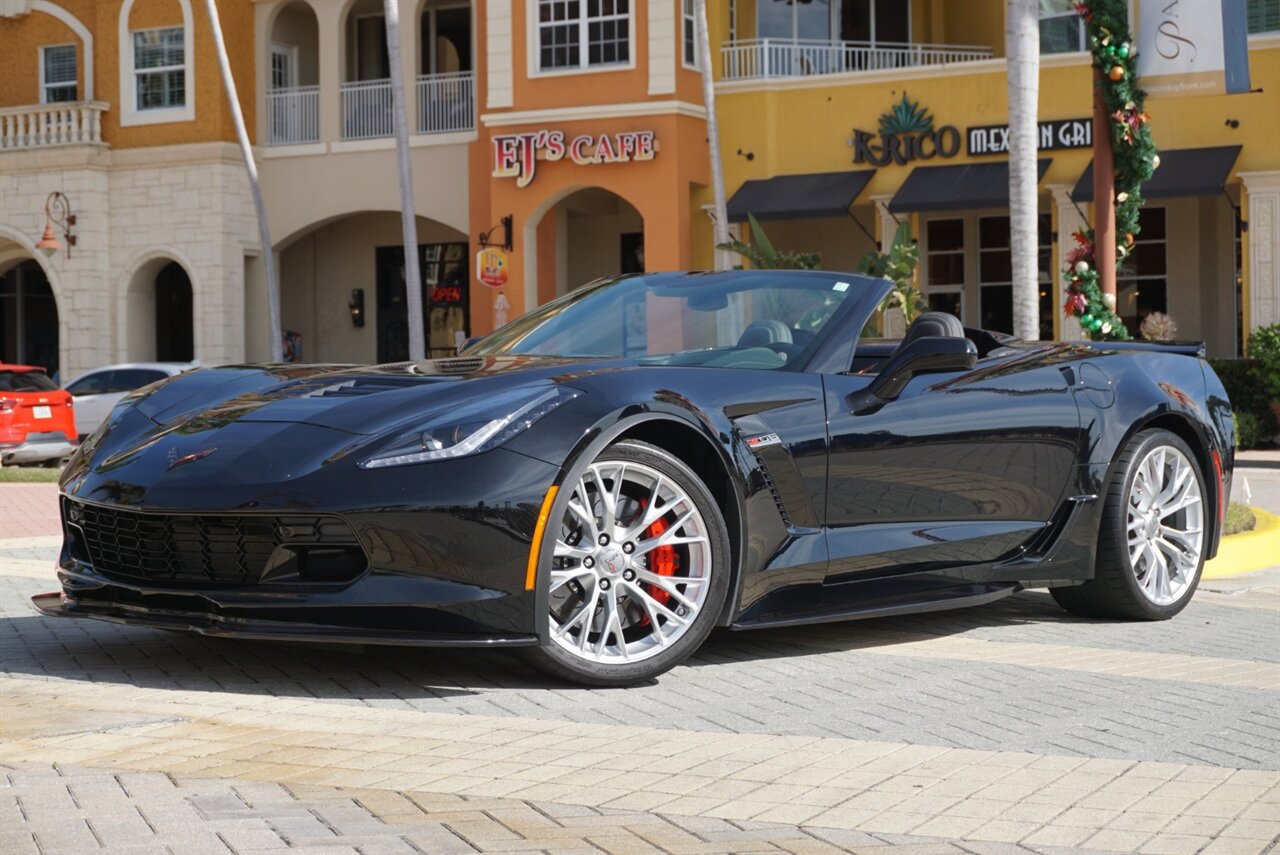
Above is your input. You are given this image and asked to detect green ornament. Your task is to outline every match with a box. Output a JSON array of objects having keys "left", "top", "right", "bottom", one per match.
[
  {"left": 1090, "top": 318, "right": 1104, "bottom": 331},
  {"left": 1118, "top": 43, "right": 1130, "bottom": 58},
  {"left": 1081, "top": 313, "right": 1094, "bottom": 325}
]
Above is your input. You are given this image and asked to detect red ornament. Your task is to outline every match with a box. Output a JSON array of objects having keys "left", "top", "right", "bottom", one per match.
[{"left": 1073, "top": 1, "right": 1092, "bottom": 20}]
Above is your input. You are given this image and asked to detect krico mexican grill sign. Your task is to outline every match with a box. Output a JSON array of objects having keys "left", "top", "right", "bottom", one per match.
[{"left": 493, "top": 130, "right": 658, "bottom": 188}]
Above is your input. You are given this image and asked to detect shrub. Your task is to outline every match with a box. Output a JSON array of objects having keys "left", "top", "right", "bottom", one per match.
[
  {"left": 1211, "top": 358, "right": 1274, "bottom": 449},
  {"left": 1246, "top": 323, "right": 1280, "bottom": 402}
]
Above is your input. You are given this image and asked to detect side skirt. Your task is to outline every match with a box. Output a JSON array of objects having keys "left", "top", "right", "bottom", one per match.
[{"left": 730, "top": 582, "right": 1020, "bottom": 631}]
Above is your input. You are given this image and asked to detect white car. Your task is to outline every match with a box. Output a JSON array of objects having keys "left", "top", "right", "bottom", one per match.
[{"left": 64, "top": 363, "right": 195, "bottom": 439}]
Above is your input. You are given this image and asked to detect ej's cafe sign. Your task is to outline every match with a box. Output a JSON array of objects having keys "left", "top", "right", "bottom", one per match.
[{"left": 492, "top": 129, "right": 657, "bottom": 188}]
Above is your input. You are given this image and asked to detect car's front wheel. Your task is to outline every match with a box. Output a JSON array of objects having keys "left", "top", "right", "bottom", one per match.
[
  {"left": 1052, "top": 428, "right": 1207, "bottom": 620},
  {"left": 525, "top": 440, "right": 730, "bottom": 686}
]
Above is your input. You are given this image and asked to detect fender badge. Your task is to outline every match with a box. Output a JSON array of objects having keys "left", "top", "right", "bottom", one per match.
[
  {"left": 167, "top": 447, "right": 217, "bottom": 470},
  {"left": 745, "top": 433, "right": 781, "bottom": 449}
]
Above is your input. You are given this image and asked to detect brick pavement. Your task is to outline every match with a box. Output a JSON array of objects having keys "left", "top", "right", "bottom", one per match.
[{"left": 2, "top": 481, "right": 1278, "bottom": 854}]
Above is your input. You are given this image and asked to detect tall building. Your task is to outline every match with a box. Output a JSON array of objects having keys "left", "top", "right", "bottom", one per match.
[{"left": 2, "top": 0, "right": 1277, "bottom": 381}]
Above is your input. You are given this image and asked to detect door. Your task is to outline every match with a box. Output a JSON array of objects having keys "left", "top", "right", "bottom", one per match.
[
  {"left": 822, "top": 340, "right": 1082, "bottom": 587},
  {"left": 269, "top": 43, "right": 297, "bottom": 142},
  {"left": 65, "top": 370, "right": 112, "bottom": 437}
]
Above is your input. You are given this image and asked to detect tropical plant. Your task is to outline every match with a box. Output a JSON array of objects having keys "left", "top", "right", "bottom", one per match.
[
  {"left": 717, "top": 213, "right": 821, "bottom": 270},
  {"left": 203, "top": 0, "right": 281, "bottom": 361},
  {"left": 1006, "top": 0, "right": 1040, "bottom": 340},
  {"left": 384, "top": 0, "right": 426, "bottom": 361},
  {"left": 857, "top": 221, "right": 924, "bottom": 324},
  {"left": 879, "top": 95, "right": 933, "bottom": 136}
]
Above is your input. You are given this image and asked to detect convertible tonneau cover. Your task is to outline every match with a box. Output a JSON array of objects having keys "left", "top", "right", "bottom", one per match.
[{"left": 1084, "top": 340, "right": 1206, "bottom": 358}]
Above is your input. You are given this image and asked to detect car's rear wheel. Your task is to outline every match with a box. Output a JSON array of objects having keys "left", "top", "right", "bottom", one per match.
[
  {"left": 1051, "top": 428, "right": 1206, "bottom": 620},
  {"left": 525, "top": 440, "right": 730, "bottom": 686}
]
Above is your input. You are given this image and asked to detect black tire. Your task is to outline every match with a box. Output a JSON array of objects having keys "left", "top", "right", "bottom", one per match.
[
  {"left": 1051, "top": 428, "right": 1207, "bottom": 620},
  {"left": 524, "top": 440, "right": 731, "bottom": 687}
]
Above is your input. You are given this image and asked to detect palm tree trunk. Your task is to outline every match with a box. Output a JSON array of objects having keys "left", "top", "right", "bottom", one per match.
[
  {"left": 1006, "top": 0, "right": 1040, "bottom": 340},
  {"left": 203, "top": 0, "right": 281, "bottom": 362},
  {"left": 384, "top": 0, "right": 426, "bottom": 361},
  {"left": 695, "top": 0, "right": 731, "bottom": 271}
]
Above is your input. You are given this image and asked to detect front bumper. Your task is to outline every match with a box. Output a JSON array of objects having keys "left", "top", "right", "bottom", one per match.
[
  {"left": 1, "top": 436, "right": 76, "bottom": 465},
  {"left": 41, "top": 447, "right": 560, "bottom": 646},
  {"left": 31, "top": 590, "right": 537, "bottom": 646}
]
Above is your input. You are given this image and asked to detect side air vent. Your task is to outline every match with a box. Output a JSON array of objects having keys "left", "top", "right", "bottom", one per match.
[{"left": 751, "top": 452, "right": 794, "bottom": 528}]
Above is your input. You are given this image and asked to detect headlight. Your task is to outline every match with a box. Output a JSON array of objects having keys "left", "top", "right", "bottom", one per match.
[{"left": 359, "top": 385, "right": 580, "bottom": 469}]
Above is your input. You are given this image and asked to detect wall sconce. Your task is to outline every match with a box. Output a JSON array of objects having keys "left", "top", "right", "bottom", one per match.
[
  {"left": 348, "top": 288, "right": 365, "bottom": 327},
  {"left": 35, "top": 191, "right": 75, "bottom": 258}
]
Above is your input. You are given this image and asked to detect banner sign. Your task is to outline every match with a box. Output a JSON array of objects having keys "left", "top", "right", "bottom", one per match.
[
  {"left": 1136, "top": 0, "right": 1252, "bottom": 98},
  {"left": 492, "top": 130, "right": 657, "bottom": 187},
  {"left": 967, "top": 118, "right": 1093, "bottom": 156},
  {"left": 476, "top": 247, "right": 509, "bottom": 288}
]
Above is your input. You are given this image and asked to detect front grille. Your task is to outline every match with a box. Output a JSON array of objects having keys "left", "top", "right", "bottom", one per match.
[{"left": 64, "top": 499, "right": 363, "bottom": 586}]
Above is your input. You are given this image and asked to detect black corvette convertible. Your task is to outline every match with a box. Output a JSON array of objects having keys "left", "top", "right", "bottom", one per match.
[{"left": 36, "top": 271, "right": 1233, "bottom": 685}]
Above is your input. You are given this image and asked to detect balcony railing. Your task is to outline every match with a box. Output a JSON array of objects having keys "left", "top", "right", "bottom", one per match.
[
  {"left": 721, "top": 38, "right": 994, "bottom": 81},
  {"left": 0, "top": 102, "right": 108, "bottom": 150},
  {"left": 341, "top": 78, "right": 394, "bottom": 140},
  {"left": 266, "top": 85, "right": 320, "bottom": 146},
  {"left": 416, "top": 71, "right": 474, "bottom": 135}
]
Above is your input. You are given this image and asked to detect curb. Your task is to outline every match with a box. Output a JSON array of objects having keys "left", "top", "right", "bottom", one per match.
[{"left": 1203, "top": 505, "right": 1280, "bottom": 580}]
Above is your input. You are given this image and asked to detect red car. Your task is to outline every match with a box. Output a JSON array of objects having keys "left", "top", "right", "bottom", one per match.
[{"left": 0, "top": 363, "right": 78, "bottom": 466}]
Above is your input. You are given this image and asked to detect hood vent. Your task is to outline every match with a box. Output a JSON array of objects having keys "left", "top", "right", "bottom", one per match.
[{"left": 300, "top": 376, "right": 428, "bottom": 399}]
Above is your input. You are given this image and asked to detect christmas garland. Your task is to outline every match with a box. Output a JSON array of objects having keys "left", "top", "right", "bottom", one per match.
[{"left": 1062, "top": 0, "right": 1159, "bottom": 340}]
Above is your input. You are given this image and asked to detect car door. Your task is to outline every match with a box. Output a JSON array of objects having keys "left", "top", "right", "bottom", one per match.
[
  {"left": 65, "top": 370, "right": 113, "bottom": 437},
  {"left": 821, "top": 344, "right": 1083, "bottom": 588}
]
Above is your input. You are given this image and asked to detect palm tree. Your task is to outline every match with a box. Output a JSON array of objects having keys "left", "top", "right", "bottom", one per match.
[
  {"left": 203, "top": 0, "right": 281, "bottom": 361},
  {"left": 384, "top": 0, "right": 426, "bottom": 361},
  {"left": 695, "top": 0, "right": 731, "bottom": 271},
  {"left": 1006, "top": 0, "right": 1041, "bottom": 340}
]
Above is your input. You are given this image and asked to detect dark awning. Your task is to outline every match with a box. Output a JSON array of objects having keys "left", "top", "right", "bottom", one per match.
[
  {"left": 1072, "top": 145, "right": 1241, "bottom": 202},
  {"left": 726, "top": 170, "right": 875, "bottom": 222},
  {"left": 887, "top": 159, "right": 1052, "bottom": 214}
]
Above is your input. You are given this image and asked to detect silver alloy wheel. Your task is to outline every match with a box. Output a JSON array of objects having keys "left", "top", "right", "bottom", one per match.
[
  {"left": 1126, "top": 444, "right": 1204, "bottom": 606},
  {"left": 549, "top": 460, "right": 713, "bottom": 664}
]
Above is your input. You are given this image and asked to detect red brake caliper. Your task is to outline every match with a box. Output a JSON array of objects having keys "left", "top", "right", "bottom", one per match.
[{"left": 643, "top": 515, "right": 680, "bottom": 607}]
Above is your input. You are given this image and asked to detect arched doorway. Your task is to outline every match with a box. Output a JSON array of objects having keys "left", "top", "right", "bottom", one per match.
[
  {"left": 532, "top": 188, "right": 644, "bottom": 307},
  {"left": 267, "top": 0, "right": 320, "bottom": 145},
  {"left": 155, "top": 262, "right": 194, "bottom": 361},
  {"left": 277, "top": 211, "right": 469, "bottom": 364},
  {"left": 0, "top": 259, "right": 60, "bottom": 375},
  {"left": 126, "top": 257, "right": 195, "bottom": 362}
]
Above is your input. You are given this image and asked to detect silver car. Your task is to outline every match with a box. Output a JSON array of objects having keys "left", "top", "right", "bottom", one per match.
[{"left": 64, "top": 363, "right": 194, "bottom": 439}]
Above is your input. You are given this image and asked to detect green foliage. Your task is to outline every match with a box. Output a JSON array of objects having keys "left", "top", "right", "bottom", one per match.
[
  {"left": 0, "top": 466, "right": 61, "bottom": 482},
  {"left": 1246, "top": 323, "right": 1280, "bottom": 401},
  {"left": 1213, "top": 358, "right": 1275, "bottom": 449},
  {"left": 717, "top": 213, "right": 821, "bottom": 270},
  {"left": 857, "top": 221, "right": 924, "bottom": 324}
]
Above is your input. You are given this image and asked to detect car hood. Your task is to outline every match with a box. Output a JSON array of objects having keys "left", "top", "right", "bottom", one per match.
[{"left": 135, "top": 355, "right": 611, "bottom": 437}]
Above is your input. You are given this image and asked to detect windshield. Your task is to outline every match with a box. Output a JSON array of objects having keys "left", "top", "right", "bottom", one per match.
[
  {"left": 469, "top": 272, "right": 866, "bottom": 370},
  {"left": 0, "top": 370, "right": 57, "bottom": 392}
]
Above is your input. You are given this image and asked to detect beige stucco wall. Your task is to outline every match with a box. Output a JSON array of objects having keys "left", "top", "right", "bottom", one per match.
[{"left": 279, "top": 212, "right": 466, "bottom": 364}]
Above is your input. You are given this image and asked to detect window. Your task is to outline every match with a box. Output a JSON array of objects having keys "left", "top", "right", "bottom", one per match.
[
  {"left": 1248, "top": 0, "right": 1279, "bottom": 33},
  {"left": 977, "top": 215, "right": 1054, "bottom": 338},
  {"left": 1039, "top": 0, "right": 1086, "bottom": 54},
  {"left": 66, "top": 372, "right": 110, "bottom": 397},
  {"left": 134, "top": 27, "right": 185, "bottom": 110},
  {"left": 270, "top": 43, "right": 296, "bottom": 90},
  {"left": 926, "top": 218, "right": 965, "bottom": 320},
  {"left": 537, "top": 0, "right": 630, "bottom": 72},
  {"left": 728, "top": 0, "right": 737, "bottom": 41},
  {"left": 107, "top": 369, "right": 168, "bottom": 393},
  {"left": 41, "top": 45, "right": 77, "bottom": 103},
  {"left": 683, "top": 0, "right": 697, "bottom": 67},
  {"left": 1117, "top": 207, "right": 1168, "bottom": 336}
]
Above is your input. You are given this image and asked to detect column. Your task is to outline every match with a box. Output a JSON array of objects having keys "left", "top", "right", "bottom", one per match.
[
  {"left": 316, "top": 2, "right": 343, "bottom": 143},
  {"left": 1240, "top": 171, "right": 1280, "bottom": 336},
  {"left": 1049, "top": 184, "right": 1086, "bottom": 342}
]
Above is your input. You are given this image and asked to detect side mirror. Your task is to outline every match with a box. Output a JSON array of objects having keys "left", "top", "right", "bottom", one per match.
[{"left": 848, "top": 336, "right": 977, "bottom": 415}]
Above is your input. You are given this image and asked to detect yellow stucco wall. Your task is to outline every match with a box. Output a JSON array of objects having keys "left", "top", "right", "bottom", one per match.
[{"left": 0, "top": 0, "right": 256, "bottom": 147}]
